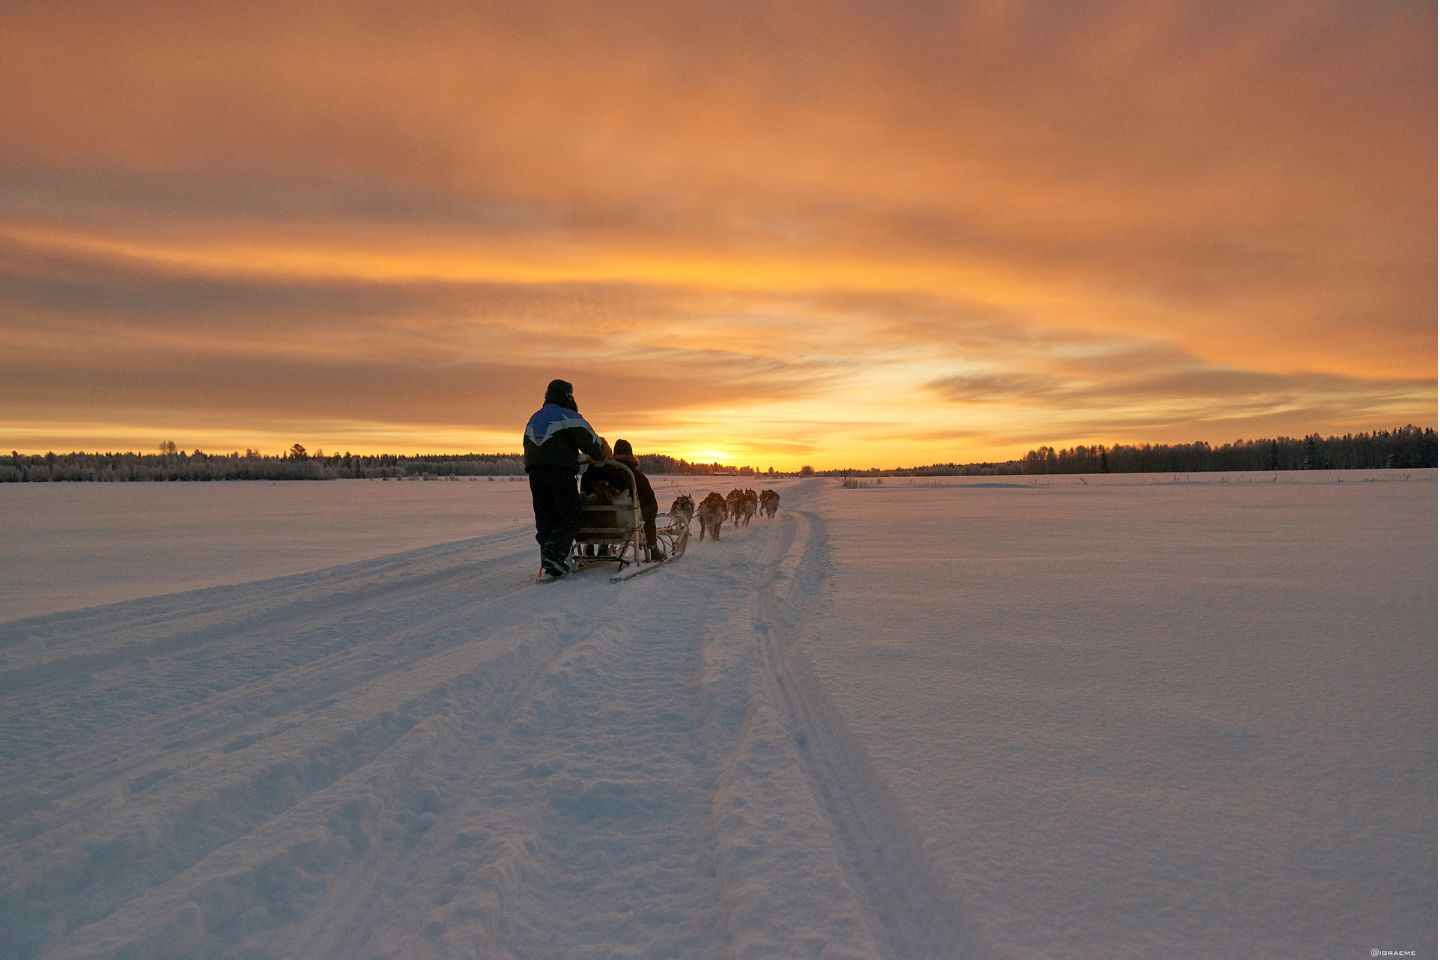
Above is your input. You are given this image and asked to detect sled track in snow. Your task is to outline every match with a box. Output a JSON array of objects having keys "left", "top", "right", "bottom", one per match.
[
  {"left": 291, "top": 548, "right": 748, "bottom": 959},
  {"left": 749, "top": 509, "right": 990, "bottom": 959},
  {"left": 2, "top": 481, "right": 984, "bottom": 959},
  {"left": 0, "top": 529, "right": 586, "bottom": 959},
  {"left": 0, "top": 530, "right": 534, "bottom": 795}
]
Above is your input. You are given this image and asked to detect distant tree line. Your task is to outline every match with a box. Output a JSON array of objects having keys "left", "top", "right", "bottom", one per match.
[
  {"left": 817, "top": 461, "right": 1023, "bottom": 478},
  {"left": 638, "top": 455, "right": 783, "bottom": 478},
  {"left": 0, "top": 445, "right": 786, "bottom": 482},
  {"left": 2, "top": 426, "right": 1433, "bottom": 482},
  {"left": 1015, "top": 425, "right": 1437, "bottom": 475},
  {"left": 813, "top": 426, "right": 1437, "bottom": 478},
  {"left": 0, "top": 448, "right": 529, "bottom": 482}
]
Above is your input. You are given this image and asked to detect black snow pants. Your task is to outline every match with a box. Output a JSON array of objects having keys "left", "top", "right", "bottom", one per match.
[{"left": 528, "top": 466, "right": 581, "bottom": 574}]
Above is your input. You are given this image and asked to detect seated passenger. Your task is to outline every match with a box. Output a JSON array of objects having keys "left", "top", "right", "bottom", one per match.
[
  {"left": 613, "top": 439, "right": 662, "bottom": 560},
  {"left": 579, "top": 447, "right": 633, "bottom": 557},
  {"left": 580, "top": 439, "right": 662, "bottom": 560}
]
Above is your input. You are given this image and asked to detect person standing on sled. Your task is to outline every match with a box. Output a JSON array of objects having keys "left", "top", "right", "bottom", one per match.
[{"left": 523, "top": 379, "right": 608, "bottom": 580}]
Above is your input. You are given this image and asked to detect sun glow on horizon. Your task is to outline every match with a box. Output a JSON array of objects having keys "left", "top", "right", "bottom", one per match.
[{"left": 0, "top": 2, "right": 1432, "bottom": 466}]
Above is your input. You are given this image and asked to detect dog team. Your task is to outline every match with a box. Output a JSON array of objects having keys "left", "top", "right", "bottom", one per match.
[{"left": 669, "top": 487, "right": 780, "bottom": 543}]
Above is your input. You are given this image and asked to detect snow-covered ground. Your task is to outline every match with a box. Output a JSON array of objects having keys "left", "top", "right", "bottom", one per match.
[
  {"left": 1, "top": 471, "right": 1433, "bottom": 959},
  {"left": 0, "top": 478, "right": 539, "bottom": 623}
]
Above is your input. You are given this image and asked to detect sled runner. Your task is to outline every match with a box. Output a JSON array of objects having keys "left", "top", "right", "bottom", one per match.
[{"left": 572, "top": 459, "right": 689, "bottom": 582}]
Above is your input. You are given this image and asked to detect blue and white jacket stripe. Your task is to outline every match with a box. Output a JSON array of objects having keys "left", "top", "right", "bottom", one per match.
[{"left": 524, "top": 404, "right": 600, "bottom": 448}]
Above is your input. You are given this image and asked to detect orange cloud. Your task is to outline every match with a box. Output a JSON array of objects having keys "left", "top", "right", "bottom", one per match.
[{"left": 0, "top": 1, "right": 1433, "bottom": 467}]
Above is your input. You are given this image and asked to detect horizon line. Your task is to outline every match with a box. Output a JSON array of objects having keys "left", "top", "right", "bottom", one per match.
[{"left": 7, "top": 423, "right": 1436, "bottom": 474}]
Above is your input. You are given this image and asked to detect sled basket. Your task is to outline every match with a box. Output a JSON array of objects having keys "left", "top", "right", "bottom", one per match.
[{"left": 572, "top": 460, "right": 687, "bottom": 573}]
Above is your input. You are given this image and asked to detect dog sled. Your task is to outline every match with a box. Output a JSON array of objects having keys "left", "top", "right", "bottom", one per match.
[{"left": 573, "top": 459, "right": 690, "bottom": 582}]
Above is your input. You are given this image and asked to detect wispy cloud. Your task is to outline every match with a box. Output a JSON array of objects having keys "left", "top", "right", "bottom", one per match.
[{"left": 0, "top": 0, "right": 1432, "bottom": 465}]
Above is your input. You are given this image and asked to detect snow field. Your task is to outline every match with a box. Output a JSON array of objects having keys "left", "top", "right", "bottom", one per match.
[
  {"left": 698, "top": 510, "right": 888, "bottom": 959},
  {"left": 0, "top": 478, "right": 539, "bottom": 622},
  {"left": 5, "top": 478, "right": 924, "bottom": 958},
  {"left": 1, "top": 471, "right": 1433, "bottom": 959},
  {"left": 805, "top": 471, "right": 1437, "bottom": 959}
]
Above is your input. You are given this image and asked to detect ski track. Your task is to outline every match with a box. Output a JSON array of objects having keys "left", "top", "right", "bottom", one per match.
[{"left": 2, "top": 480, "right": 976, "bottom": 960}]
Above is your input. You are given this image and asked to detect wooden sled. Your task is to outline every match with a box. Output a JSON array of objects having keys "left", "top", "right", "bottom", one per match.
[{"left": 572, "top": 460, "right": 690, "bottom": 582}]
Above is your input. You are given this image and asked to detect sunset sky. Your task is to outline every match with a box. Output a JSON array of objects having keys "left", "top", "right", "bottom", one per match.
[{"left": 2, "top": 1, "right": 1434, "bottom": 469}]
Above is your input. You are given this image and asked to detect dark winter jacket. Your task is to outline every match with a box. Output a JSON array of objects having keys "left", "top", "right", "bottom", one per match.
[
  {"left": 622, "top": 458, "right": 658, "bottom": 524},
  {"left": 523, "top": 403, "right": 604, "bottom": 473}
]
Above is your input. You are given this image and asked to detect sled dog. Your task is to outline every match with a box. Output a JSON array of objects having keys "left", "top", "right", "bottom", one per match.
[
  {"left": 668, "top": 494, "right": 695, "bottom": 531},
  {"left": 697, "top": 492, "right": 727, "bottom": 541}
]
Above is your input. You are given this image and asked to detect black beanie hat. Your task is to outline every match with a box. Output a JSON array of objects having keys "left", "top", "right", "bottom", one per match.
[
  {"left": 544, "top": 379, "right": 576, "bottom": 409},
  {"left": 613, "top": 438, "right": 633, "bottom": 457}
]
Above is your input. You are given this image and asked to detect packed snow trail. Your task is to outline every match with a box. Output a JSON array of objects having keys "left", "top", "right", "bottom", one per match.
[
  {"left": 1, "top": 479, "right": 970, "bottom": 960},
  {"left": 6, "top": 471, "right": 1432, "bottom": 958}
]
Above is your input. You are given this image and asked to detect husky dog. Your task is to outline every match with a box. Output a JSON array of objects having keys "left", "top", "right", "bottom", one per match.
[
  {"left": 736, "top": 489, "right": 757, "bottom": 526},
  {"left": 668, "top": 494, "right": 695, "bottom": 532},
  {"left": 759, "top": 489, "right": 780, "bottom": 519},
  {"left": 697, "top": 492, "right": 728, "bottom": 541},
  {"left": 724, "top": 488, "right": 744, "bottom": 523}
]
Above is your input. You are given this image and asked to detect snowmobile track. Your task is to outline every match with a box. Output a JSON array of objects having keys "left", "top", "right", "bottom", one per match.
[{"left": 748, "top": 509, "right": 990, "bottom": 959}]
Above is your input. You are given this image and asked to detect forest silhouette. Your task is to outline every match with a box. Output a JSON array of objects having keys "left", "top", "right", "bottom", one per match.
[{"left": 3, "top": 426, "right": 1434, "bottom": 482}]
